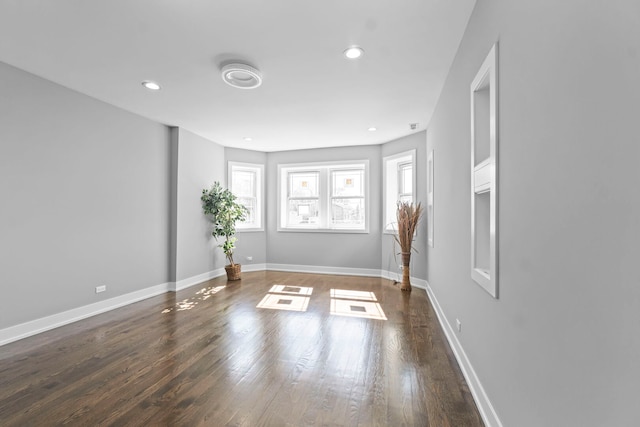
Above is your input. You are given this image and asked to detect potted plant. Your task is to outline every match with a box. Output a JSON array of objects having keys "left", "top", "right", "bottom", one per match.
[
  {"left": 201, "top": 182, "right": 248, "bottom": 281},
  {"left": 395, "top": 201, "right": 423, "bottom": 292}
]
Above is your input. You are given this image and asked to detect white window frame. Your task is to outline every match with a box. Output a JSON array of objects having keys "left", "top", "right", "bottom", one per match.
[
  {"left": 278, "top": 160, "right": 369, "bottom": 233},
  {"left": 398, "top": 161, "right": 413, "bottom": 202},
  {"left": 285, "top": 169, "right": 321, "bottom": 228},
  {"left": 228, "top": 161, "right": 264, "bottom": 231},
  {"left": 383, "top": 150, "right": 416, "bottom": 233},
  {"left": 329, "top": 167, "right": 366, "bottom": 230}
]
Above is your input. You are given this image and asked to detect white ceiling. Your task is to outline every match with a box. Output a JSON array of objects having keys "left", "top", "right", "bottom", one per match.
[{"left": 0, "top": 0, "right": 475, "bottom": 152}]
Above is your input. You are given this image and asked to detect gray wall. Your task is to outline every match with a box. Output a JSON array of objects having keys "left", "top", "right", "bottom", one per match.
[
  {"left": 0, "top": 62, "right": 170, "bottom": 329},
  {"left": 425, "top": 0, "right": 640, "bottom": 425},
  {"left": 224, "top": 147, "right": 268, "bottom": 266},
  {"left": 266, "top": 145, "right": 382, "bottom": 270},
  {"left": 380, "top": 132, "right": 428, "bottom": 279},
  {"left": 173, "top": 128, "right": 226, "bottom": 281}
]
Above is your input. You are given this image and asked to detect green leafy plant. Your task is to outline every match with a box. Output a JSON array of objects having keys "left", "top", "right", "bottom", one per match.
[{"left": 201, "top": 182, "right": 248, "bottom": 266}]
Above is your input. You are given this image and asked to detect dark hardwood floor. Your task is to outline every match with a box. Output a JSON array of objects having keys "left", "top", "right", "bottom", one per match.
[{"left": 0, "top": 271, "right": 483, "bottom": 426}]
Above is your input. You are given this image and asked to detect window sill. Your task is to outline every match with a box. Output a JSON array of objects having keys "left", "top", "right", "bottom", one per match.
[
  {"left": 237, "top": 227, "right": 265, "bottom": 233},
  {"left": 277, "top": 227, "right": 369, "bottom": 234}
]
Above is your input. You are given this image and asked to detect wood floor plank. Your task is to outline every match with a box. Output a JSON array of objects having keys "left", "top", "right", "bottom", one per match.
[{"left": 0, "top": 271, "right": 483, "bottom": 426}]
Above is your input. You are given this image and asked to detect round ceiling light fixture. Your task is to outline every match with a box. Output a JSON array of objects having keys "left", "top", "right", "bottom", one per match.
[
  {"left": 221, "top": 63, "right": 263, "bottom": 89},
  {"left": 141, "top": 80, "right": 161, "bottom": 91},
  {"left": 344, "top": 46, "right": 364, "bottom": 59}
]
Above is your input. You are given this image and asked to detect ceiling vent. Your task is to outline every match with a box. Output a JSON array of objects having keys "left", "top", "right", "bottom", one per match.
[{"left": 221, "top": 63, "right": 263, "bottom": 89}]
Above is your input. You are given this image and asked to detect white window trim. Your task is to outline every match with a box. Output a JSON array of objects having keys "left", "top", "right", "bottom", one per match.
[
  {"left": 277, "top": 160, "right": 370, "bottom": 233},
  {"left": 398, "top": 160, "right": 413, "bottom": 201},
  {"left": 383, "top": 149, "right": 416, "bottom": 233},
  {"left": 228, "top": 161, "right": 264, "bottom": 232},
  {"left": 329, "top": 167, "right": 366, "bottom": 230}
]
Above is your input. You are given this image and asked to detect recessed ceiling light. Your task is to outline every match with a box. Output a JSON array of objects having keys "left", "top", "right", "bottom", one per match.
[
  {"left": 141, "top": 80, "right": 161, "bottom": 91},
  {"left": 221, "top": 63, "right": 263, "bottom": 89},
  {"left": 344, "top": 46, "right": 364, "bottom": 59},
  {"left": 368, "top": 127, "right": 377, "bottom": 132},
  {"left": 243, "top": 137, "right": 253, "bottom": 142}
]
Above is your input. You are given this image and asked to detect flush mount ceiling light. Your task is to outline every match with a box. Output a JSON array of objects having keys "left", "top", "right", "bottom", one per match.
[
  {"left": 141, "top": 80, "right": 161, "bottom": 91},
  {"left": 344, "top": 46, "right": 364, "bottom": 59},
  {"left": 221, "top": 63, "right": 263, "bottom": 89}
]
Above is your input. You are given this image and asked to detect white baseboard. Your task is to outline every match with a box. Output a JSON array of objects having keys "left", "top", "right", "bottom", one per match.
[
  {"left": 380, "top": 269, "right": 428, "bottom": 291},
  {"left": 1, "top": 264, "right": 281, "bottom": 345},
  {"left": 243, "top": 263, "right": 267, "bottom": 272},
  {"left": 424, "top": 282, "right": 503, "bottom": 427},
  {"left": 408, "top": 276, "right": 428, "bottom": 290},
  {"left": 172, "top": 268, "right": 226, "bottom": 291},
  {"left": 266, "top": 263, "right": 382, "bottom": 277},
  {"left": 171, "top": 264, "right": 269, "bottom": 291},
  {"left": 0, "top": 282, "right": 171, "bottom": 347},
  {"left": 380, "top": 269, "right": 401, "bottom": 283}
]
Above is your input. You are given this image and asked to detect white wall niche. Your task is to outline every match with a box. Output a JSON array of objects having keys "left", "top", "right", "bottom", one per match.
[{"left": 470, "top": 43, "right": 498, "bottom": 298}]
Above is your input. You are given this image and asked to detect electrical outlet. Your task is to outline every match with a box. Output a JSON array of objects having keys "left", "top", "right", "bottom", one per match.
[
  {"left": 246, "top": 256, "right": 253, "bottom": 261},
  {"left": 456, "top": 319, "right": 462, "bottom": 332},
  {"left": 96, "top": 285, "right": 106, "bottom": 293},
  {"left": 399, "top": 264, "right": 403, "bottom": 270}
]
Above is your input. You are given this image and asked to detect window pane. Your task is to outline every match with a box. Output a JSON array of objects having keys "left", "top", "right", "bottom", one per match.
[
  {"left": 399, "top": 163, "right": 412, "bottom": 195},
  {"left": 287, "top": 199, "right": 320, "bottom": 226},
  {"left": 289, "top": 172, "right": 319, "bottom": 197},
  {"left": 232, "top": 170, "right": 255, "bottom": 197},
  {"left": 332, "top": 169, "right": 364, "bottom": 197},
  {"left": 384, "top": 152, "right": 414, "bottom": 232},
  {"left": 402, "top": 167, "right": 412, "bottom": 194},
  {"left": 331, "top": 198, "right": 364, "bottom": 227},
  {"left": 230, "top": 163, "right": 263, "bottom": 229},
  {"left": 237, "top": 196, "right": 256, "bottom": 224}
]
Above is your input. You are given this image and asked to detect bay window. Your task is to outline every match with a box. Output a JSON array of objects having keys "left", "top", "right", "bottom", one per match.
[{"left": 278, "top": 161, "right": 369, "bottom": 232}]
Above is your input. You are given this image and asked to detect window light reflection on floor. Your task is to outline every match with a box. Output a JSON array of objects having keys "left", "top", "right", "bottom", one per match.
[
  {"left": 256, "top": 293, "right": 310, "bottom": 312},
  {"left": 330, "top": 289, "right": 377, "bottom": 301},
  {"left": 329, "top": 289, "right": 386, "bottom": 320},
  {"left": 268, "top": 284, "right": 313, "bottom": 295},
  {"left": 330, "top": 298, "right": 387, "bottom": 320}
]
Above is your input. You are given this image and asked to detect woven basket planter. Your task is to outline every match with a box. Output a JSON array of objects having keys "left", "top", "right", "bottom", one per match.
[
  {"left": 225, "top": 264, "right": 242, "bottom": 281},
  {"left": 400, "top": 252, "right": 412, "bottom": 292}
]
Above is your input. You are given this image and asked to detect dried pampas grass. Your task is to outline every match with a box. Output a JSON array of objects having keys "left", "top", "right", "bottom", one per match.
[
  {"left": 395, "top": 201, "right": 423, "bottom": 291},
  {"left": 395, "top": 201, "right": 423, "bottom": 254}
]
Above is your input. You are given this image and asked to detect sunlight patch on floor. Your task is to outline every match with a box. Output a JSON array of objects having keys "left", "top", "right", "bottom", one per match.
[
  {"left": 256, "top": 294, "right": 310, "bottom": 312},
  {"left": 268, "top": 284, "right": 313, "bottom": 295},
  {"left": 329, "top": 288, "right": 386, "bottom": 320},
  {"left": 330, "top": 289, "right": 377, "bottom": 301},
  {"left": 162, "top": 285, "right": 226, "bottom": 313},
  {"left": 330, "top": 298, "right": 387, "bottom": 320}
]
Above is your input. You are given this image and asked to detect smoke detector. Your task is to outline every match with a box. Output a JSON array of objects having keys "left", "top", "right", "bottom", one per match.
[
  {"left": 221, "top": 63, "right": 263, "bottom": 89},
  {"left": 410, "top": 123, "right": 419, "bottom": 130}
]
